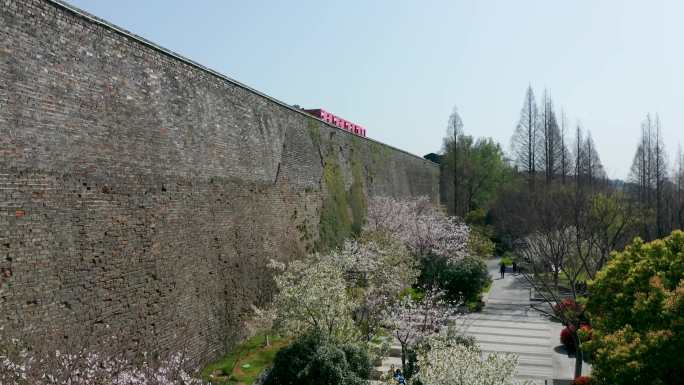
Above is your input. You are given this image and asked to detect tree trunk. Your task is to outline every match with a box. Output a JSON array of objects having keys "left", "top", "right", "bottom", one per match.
[
  {"left": 573, "top": 332, "right": 583, "bottom": 378},
  {"left": 401, "top": 344, "right": 408, "bottom": 375}
]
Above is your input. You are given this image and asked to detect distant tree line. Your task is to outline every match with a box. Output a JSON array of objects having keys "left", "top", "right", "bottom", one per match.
[
  {"left": 430, "top": 85, "right": 684, "bottom": 381},
  {"left": 432, "top": 85, "right": 684, "bottom": 248}
]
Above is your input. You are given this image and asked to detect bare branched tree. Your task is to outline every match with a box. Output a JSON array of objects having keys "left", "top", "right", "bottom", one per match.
[
  {"left": 629, "top": 113, "right": 669, "bottom": 238},
  {"left": 511, "top": 85, "right": 539, "bottom": 183}
]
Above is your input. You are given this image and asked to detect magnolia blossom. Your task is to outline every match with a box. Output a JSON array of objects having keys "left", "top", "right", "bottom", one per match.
[
  {"left": 268, "top": 257, "right": 359, "bottom": 342},
  {"left": 365, "top": 196, "right": 469, "bottom": 263},
  {"left": 415, "top": 341, "right": 533, "bottom": 385},
  {"left": 269, "top": 237, "right": 418, "bottom": 343}
]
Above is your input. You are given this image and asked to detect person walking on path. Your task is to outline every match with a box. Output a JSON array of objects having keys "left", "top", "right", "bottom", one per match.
[
  {"left": 500, "top": 261, "right": 506, "bottom": 279},
  {"left": 512, "top": 261, "right": 518, "bottom": 274}
]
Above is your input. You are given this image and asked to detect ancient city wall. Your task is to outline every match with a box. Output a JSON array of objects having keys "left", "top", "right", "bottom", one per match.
[{"left": 0, "top": 0, "right": 438, "bottom": 363}]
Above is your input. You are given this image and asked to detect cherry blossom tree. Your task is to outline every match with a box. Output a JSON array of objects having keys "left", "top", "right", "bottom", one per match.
[
  {"left": 0, "top": 331, "right": 205, "bottom": 385},
  {"left": 365, "top": 196, "right": 470, "bottom": 263},
  {"left": 384, "top": 289, "right": 453, "bottom": 374}
]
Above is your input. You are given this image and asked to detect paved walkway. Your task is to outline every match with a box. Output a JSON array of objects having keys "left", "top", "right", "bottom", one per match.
[
  {"left": 373, "top": 258, "right": 581, "bottom": 384},
  {"left": 455, "top": 258, "right": 557, "bottom": 384}
]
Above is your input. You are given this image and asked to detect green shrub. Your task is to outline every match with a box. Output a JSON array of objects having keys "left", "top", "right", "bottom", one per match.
[
  {"left": 265, "top": 332, "right": 371, "bottom": 385},
  {"left": 419, "top": 255, "right": 491, "bottom": 304},
  {"left": 399, "top": 286, "right": 425, "bottom": 302},
  {"left": 466, "top": 299, "right": 484, "bottom": 312},
  {"left": 501, "top": 251, "right": 519, "bottom": 265},
  {"left": 467, "top": 227, "right": 496, "bottom": 258},
  {"left": 585, "top": 231, "right": 684, "bottom": 385}
]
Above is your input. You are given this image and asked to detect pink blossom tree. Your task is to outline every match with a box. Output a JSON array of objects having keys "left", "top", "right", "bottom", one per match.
[
  {"left": 384, "top": 289, "right": 454, "bottom": 374},
  {"left": 365, "top": 196, "right": 470, "bottom": 264},
  {"left": 0, "top": 331, "right": 206, "bottom": 385}
]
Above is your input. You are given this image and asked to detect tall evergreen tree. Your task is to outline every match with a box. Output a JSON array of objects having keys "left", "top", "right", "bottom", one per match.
[
  {"left": 559, "top": 109, "right": 571, "bottom": 184},
  {"left": 443, "top": 106, "right": 464, "bottom": 215},
  {"left": 675, "top": 144, "right": 684, "bottom": 229},
  {"left": 629, "top": 113, "right": 668, "bottom": 238},
  {"left": 511, "top": 86, "right": 539, "bottom": 182}
]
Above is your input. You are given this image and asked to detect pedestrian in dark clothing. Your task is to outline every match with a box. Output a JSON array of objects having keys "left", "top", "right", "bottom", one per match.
[
  {"left": 500, "top": 262, "right": 506, "bottom": 279},
  {"left": 512, "top": 261, "right": 518, "bottom": 274},
  {"left": 394, "top": 369, "right": 406, "bottom": 384}
]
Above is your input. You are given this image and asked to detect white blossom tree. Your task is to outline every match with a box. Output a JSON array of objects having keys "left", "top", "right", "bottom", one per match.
[
  {"left": 413, "top": 340, "right": 533, "bottom": 385},
  {"left": 268, "top": 257, "right": 359, "bottom": 343}
]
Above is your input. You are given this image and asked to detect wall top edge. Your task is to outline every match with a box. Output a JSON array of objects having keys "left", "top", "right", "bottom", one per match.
[{"left": 41, "top": 0, "right": 438, "bottom": 168}]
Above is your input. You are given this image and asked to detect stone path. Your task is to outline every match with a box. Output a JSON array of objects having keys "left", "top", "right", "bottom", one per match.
[
  {"left": 455, "top": 259, "right": 555, "bottom": 384},
  {"left": 371, "top": 258, "right": 579, "bottom": 384}
]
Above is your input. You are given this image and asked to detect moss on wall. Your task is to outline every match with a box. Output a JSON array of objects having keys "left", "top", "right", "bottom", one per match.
[
  {"left": 349, "top": 154, "right": 367, "bottom": 235},
  {"left": 307, "top": 120, "right": 321, "bottom": 149},
  {"left": 317, "top": 154, "right": 352, "bottom": 251},
  {"left": 370, "top": 142, "right": 392, "bottom": 171},
  {"left": 316, "top": 143, "right": 368, "bottom": 251}
]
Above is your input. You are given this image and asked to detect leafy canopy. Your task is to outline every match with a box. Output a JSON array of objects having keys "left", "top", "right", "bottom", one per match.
[{"left": 586, "top": 230, "right": 684, "bottom": 385}]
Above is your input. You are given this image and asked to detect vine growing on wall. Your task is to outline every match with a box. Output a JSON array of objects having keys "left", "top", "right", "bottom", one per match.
[
  {"left": 318, "top": 155, "right": 353, "bottom": 251},
  {"left": 316, "top": 144, "right": 368, "bottom": 252},
  {"left": 349, "top": 155, "right": 367, "bottom": 235}
]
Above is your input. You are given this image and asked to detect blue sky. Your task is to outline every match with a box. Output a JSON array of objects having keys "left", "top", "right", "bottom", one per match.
[{"left": 66, "top": 0, "right": 683, "bottom": 179}]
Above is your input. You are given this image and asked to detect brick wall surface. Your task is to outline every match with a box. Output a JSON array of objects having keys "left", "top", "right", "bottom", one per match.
[{"left": 0, "top": 0, "right": 439, "bottom": 363}]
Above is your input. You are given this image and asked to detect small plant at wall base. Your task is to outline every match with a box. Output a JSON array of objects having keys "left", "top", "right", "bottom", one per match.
[{"left": 202, "top": 334, "right": 289, "bottom": 385}]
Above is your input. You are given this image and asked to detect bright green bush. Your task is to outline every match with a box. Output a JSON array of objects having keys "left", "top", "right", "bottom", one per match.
[
  {"left": 585, "top": 231, "right": 684, "bottom": 385},
  {"left": 265, "top": 332, "right": 371, "bottom": 385},
  {"left": 467, "top": 227, "right": 496, "bottom": 258}
]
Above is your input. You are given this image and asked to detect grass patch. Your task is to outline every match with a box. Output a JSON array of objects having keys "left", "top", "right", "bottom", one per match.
[
  {"left": 480, "top": 279, "right": 492, "bottom": 295},
  {"left": 399, "top": 286, "right": 425, "bottom": 302},
  {"left": 500, "top": 256, "right": 514, "bottom": 266},
  {"left": 202, "top": 334, "right": 289, "bottom": 385}
]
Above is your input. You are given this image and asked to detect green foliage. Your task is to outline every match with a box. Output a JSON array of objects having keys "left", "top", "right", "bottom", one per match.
[
  {"left": 399, "top": 286, "right": 425, "bottom": 302},
  {"left": 585, "top": 231, "right": 684, "bottom": 385},
  {"left": 466, "top": 299, "right": 484, "bottom": 312},
  {"left": 467, "top": 226, "right": 495, "bottom": 258},
  {"left": 349, "top": 156, "right": 367, "bottom": 235},
  {"left": 370, "top": 142, "right": 391, "bottom": 166},
  {"left": 307, "top": 120, "right": 321, "bottom": 149},
  {"left": 317, "top": 152, "right": 367, "bottom": 252},
  {"left": 501, "top": 251, "right": 518, "bottom": 263},
  {"left": 265, "top": 332, "right": 371, "bottom": 385},
  {"left": 442, "top": 135, "right": 512, "bottom": 217},
  {"left": 464, "top": 208, "right": 488, "bottom": 226},
  {"left": 202, "top": 334, "right": 287, "bottom": 385},
  {"left": 419, "top": 255, "right": 491, "bottom": 303},
  {"left": 318, "top": 156, "right": 353, "bottom": 251},
  {"left": 500, "top": 256, "right": 513, "bottom": 266}
]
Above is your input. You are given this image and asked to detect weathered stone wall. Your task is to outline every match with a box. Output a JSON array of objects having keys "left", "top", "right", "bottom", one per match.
[{"left": 0, "top": 0, "right": 438, "bottom": 363}]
